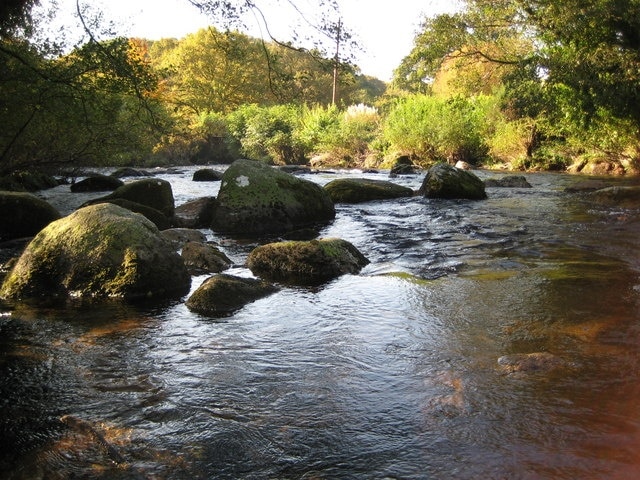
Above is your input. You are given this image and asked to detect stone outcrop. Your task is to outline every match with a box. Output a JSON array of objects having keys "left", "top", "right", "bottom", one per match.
[
  {"left": 0, "top": 203, "right": 190, "bottom": 302},
  {"left": 324, "top": 178, "right": 414, "bottom": 203},
  {"left": 211, "top": 159, "right": 335, "bottom": 235},
  {"left": 418, "top": 163, "right": 487, "bottom": 200},
  {"left": 186, "top": 274, "right": 278, "bottom": 316},
  {"left": 247, "top": 237, "right": 369, "bottom": 285},
  {"left": 0, "top": 191, "right": 61, "bottom": 241}
]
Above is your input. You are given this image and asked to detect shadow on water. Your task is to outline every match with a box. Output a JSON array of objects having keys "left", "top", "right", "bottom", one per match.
[{"left": 1, "top": 169, "right": 640, "bottom": 478}]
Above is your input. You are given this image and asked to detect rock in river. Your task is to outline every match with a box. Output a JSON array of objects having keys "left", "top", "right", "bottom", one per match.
[
  {"left": 0, "top": 203, "right": 191, "bottom": 302},
  {"left": 186, "top": 274, "right": 278, "bottom": 316},
  {"left": 87, "top": 178, "right": 176, "bottom": 218},
  {"left": 418, "top": 163, "right": 487, "bottom": 200},
  {"left": 324, "top": 178, "right": 414, "bottom": 203},
  {"left": 247, "top": 237, "right": 369, "bottom": 285},
  {"left": 211, "top": 159, "right": 335, "bottom": 235},
  {"left": 0, "top": 191, "right": 61, "bottom": 241}
]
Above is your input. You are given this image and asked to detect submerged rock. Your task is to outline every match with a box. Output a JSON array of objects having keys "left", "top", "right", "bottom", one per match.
[
  {"left": 0, "top": 191, "right": 61, "bottom": 241},
  {"left": 418, "top": 163, "right": 487, "bottom": 200},
  {"left": 324, "top": 178, "right": 414, "bottom": 203},
  {"left": 211, "top": 159, "right": 335, "bottom": 235},
  {"left": 247, "top": 237, "right": 369, "bottom": 285},
  {"left": 186, "top": 274, "right": 278, "bottom": 316},
  {"left": 0, "top": 203, "right": 190, "bottom": 302},
  {"left": 497, "top": 352, "right": 567, "bottom": 375}
]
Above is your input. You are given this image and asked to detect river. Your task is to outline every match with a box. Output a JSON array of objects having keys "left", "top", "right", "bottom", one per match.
[{"left": 1, "top": 167, "right": 639, "bottom": 479}]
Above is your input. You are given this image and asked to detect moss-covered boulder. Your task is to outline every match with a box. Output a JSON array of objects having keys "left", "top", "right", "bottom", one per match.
[
  {"left": 418, "top": 163, "right": 487, "bottom": 200},
  {"left": 88, "top": 178, "right": 175, "bottom": 217},
  {"left": 324, "top": 178, "right": 414, "bottom": 203},
  {"left": 0, "top": 203, "right": 190, "bottom": 302},
  {"left": 0, "top": 191, "right": 61, "bottom": 241},
  {"left": 211, "top": 159, "right": 335, "bottom": 235},
  {"left": 70, "top": 174, "right": 124, "bottom": 192},
  {"left": 186, "top": 274, "right": 278, "bottom": 316},
  {"left": 247, "top": 237, "right": 369, "bottom": 285},
  {"left": 181, "top": 241, "right": 232, "bottom": 275}
]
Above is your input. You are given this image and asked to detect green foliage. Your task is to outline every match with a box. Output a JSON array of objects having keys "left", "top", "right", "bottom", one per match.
[
  {"left": 297, "top": 104, "right": 381, "bottom": 165},
  {"left": 226, "top": 104, "right": 306, "bottom": 164},
  {"left": 0, "top": 37, "right": 168, "bottom": 173},
  {"left": 382, "top": 94, "right": 496, "bottom": 166}
]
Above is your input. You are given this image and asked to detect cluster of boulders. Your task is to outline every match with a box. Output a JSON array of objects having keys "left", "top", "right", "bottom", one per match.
[{"left": 2, "top": 158, "right": 634, "bottom": 317}]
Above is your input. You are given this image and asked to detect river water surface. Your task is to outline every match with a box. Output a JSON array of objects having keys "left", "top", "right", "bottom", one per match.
[{"left": 1, "top": 167, "right": 640, "bottom": 479}]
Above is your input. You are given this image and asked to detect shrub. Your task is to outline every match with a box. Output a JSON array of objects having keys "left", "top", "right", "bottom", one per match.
[
  {"left": 226, "top": 104, "right": 307, "bottom": 164},
  {"left": 382, "top": 94, "right": 496, "bottom": 166},
  {"left": 298, "top": 103, "right": 381, "bottom": 167}
]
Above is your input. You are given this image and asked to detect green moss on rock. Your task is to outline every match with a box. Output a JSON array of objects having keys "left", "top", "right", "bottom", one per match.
[
  {"left": 0, "top": 203, "right": 190, "bottom": 302},
  {"left": 247, "top": 237, "right": 369, "bottom": 285},
  {"left": 211, "top": 159, "right": 335, "bottom": 235}
]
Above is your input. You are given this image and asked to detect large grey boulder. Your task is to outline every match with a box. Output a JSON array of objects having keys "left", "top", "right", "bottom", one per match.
[
  {"left": 247, "top": 237, "right": 369, "bottom": 285},
  {"left": 418, "top": 163, "right": 487, "bottom": 200},
  {"left": 186, "top": 274, "right": 278, "bottom": 316},
  {"left": 324, "top": 178, "right": 414, "bottom": 203},
  {"left": 0, "top": 203, "right": 190, "bottom": 302},
  {"left": 211, "top": 159, "right": 335, "bottom": 235},
  {"left": 0, "top": 191, "right": 61, "bottom": 241}
]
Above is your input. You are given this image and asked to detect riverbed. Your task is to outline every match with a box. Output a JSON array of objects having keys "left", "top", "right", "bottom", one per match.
[{"left": 1, "top": 167, "right": 639, "bottom": 479}]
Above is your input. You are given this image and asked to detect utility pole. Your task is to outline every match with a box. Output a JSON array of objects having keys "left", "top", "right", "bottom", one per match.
[{"left": 332, "top": 18, "right": 341, "bottom": 105}]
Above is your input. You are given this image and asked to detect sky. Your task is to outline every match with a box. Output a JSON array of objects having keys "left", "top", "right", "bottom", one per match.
[{"left": 45, "top": 0, "right": 461, "bottom": 81}]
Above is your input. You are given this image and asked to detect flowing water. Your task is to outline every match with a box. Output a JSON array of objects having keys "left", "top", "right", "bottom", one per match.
[{"left": 1, "top": 167, "right": 640, "bottom": 479}]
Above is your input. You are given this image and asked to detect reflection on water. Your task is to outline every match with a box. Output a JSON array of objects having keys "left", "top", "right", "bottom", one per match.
[{"left": 1, "top": 169, "right": 640, "bottom": 479}]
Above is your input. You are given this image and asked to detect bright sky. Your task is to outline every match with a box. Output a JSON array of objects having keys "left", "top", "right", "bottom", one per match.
[{"left": 45, "top": 0, "right": 461, "bottom": 81}]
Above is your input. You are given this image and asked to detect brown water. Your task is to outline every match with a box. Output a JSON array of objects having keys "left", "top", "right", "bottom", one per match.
[{"left": 1, "top": 169, "right": 639, "bottom": 479}]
